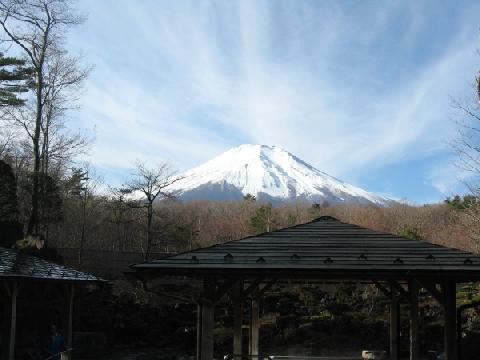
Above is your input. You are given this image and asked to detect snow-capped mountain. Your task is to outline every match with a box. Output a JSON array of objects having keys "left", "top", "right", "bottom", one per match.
[{"left": 167, "top": 144, "right": 390, "bottom": 205}]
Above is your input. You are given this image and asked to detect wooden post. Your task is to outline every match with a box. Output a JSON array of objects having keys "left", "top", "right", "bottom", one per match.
[
  {"left": 65, "top": 284, "right": 75, "bottom": 359},
  {"left": 232, "top": 281, "right": 243, "bottom": 359},
  {"left": 457, "top": 307, "right": 462, "bottom": 360},
  {"left": 197, "top": 278, "right": 215, "bottom": 360},
  {"left": 408, "top": 279, "right": 419, "bottom": 360},
  {"left": 249, "top": 296, "right": 260, "bottom": 360},
  {"left": 390, "top": 285, "right": 400, "bottom": 360},
  {"left": 196, "top": 302, "right": 203, "bottom": 360},
  {"left": 4, "top": 281, "right": 18, "bottom": 360},
  {"left": 444, "top": 280, "right": 457, "bottom": 360}
]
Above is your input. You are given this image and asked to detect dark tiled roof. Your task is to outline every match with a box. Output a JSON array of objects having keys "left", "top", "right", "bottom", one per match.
[
  {"left": 133, "top": 217, "right": 480, "bottom": 280},
  {"left": 0, "top": 247, "right": 102, "bottom": 282}
]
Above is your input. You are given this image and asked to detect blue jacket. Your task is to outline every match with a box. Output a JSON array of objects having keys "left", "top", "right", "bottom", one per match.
[{"left": 41, "top": 334, "right": 66, "bottom": 360}]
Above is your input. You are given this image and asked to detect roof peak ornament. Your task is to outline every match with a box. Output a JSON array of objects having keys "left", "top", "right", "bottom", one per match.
[
  {"left": 315, "top": 216, "right": 338, "bottom": 222},
  {"left": 256, "top": 257, "right": 266, "bottom": 264}
]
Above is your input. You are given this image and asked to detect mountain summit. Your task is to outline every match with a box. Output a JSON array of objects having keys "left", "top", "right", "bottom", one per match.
[{"left": 167, "top": 144, "right": 389, "bottom": 205}]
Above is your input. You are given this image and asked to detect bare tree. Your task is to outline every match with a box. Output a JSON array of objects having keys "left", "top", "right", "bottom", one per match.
[
  {"left": 106, "top": 187, "right": 139, "bottom": 251},
  {"left": 449, "top": 72, "right": 480, "bottom": 248},
  {"left": 40, "top": 50, "right": 91, "bottom": 176},
  {"left": 123, "top": 162, "right": 182, "bottom": 260},
  {"left": 0, "top": 0, "right": 86, "bottom": 237},
  {"left": 451, "top": 82, "right": 480, "bottom": 178}
]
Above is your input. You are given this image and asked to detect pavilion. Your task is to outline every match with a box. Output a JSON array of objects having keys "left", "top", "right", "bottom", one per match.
[
  {"left": 133, "top": 216, "right": 480, "bottom": 360},
  {"left": 0, "top": 246, "right": 103, "bottom": 360}
]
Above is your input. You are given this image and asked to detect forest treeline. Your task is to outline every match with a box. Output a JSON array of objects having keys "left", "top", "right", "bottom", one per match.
[
  {"left": 42, "top": 194, "right": 480, "bottom": 255},
  {"left": 1, "top": 0, "right": 480, "bottom": 266}
]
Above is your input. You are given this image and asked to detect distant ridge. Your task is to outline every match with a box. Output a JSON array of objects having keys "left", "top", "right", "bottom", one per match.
[{"left": 166, "top": 144, "right": 390, "bottom": 205}]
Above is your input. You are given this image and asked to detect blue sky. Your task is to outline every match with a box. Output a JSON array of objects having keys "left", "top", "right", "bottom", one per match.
[{"left": 66, "top": 0, "right": 480, "bottom": 204}]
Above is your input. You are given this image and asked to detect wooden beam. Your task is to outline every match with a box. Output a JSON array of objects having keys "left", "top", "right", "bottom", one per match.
[
  {"left": 232, "top": 281, "right": 244, "bottom": 360},
  {"left": 389, "top": 285, "right": 400, "bottom": 360},
  {"left": 374, "top": 281, "right": 392, "bottom": 298},
  {"left": 257, "top": 278, "right": 277, "bottom": 297},
  {"left": 417, "top": 279, "right": 445, "bottom": 306},
  {"left": 390, "top": 280, "right": 410, "bottom": 302},
  {"left": 249, "top": 295, "right": 260, "bottom": 360},
  {"left": 242, "top": 277, "right": 264, "bottom": 299},
  {"left": 155, "top": 291, "right": 195, "bottom": 303},
  {"left": 408, "top": 279, "right": 420, "bottom": 360},
  {"left": 214, "top": 279, "right": 238, "bottom": 302},
  {"left": 443, "top": 279, "right": 457, "bottom": 360}
]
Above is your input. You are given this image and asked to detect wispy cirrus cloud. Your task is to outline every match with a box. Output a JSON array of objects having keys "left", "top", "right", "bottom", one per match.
[{"left": 66, "top": 0, "right": 480, "bottom": 202}]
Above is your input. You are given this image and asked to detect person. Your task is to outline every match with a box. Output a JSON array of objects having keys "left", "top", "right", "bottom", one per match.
[{"left": 41, "top": 324, "right": 66, "bottom": 360}]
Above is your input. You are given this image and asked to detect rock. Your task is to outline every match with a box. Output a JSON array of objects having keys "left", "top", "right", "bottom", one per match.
[{"left": 362, "top": 350, "right": 387, "bottom": 360}]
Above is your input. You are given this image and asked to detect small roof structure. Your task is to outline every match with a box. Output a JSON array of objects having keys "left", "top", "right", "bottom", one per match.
[
  {"left": 0, "top": 246, "right": 103, "bottom": 283},
  {"left": 0, "top": 246, "right": 102, "bottom": 360},
  {"left": 134, "top": 216, "right": 480, "bottom": 281}
]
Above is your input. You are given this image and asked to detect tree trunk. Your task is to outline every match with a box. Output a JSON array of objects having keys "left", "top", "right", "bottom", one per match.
[
  {"left": 78, "top": 191, "right": 87, "bottom": 265},
  {"left": 27, "top": 71, "right": 44, "bottom": 236},
  {"left": 145, "top": 201, "right": 153, "bottom": 260}
]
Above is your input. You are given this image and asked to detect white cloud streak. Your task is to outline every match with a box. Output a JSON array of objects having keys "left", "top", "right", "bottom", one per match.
[{"left": 67, "top": 0, "right": 480, "bottom": 195}]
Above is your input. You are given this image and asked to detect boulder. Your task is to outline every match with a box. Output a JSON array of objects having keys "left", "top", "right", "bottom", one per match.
[{"left": 362, "top": 350, "right": 387, "bottom": 360}]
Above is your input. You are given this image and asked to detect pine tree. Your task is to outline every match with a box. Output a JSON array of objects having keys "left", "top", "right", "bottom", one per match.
[
  {"left": 250, "top": 204, "right": 275, "bottom": 233},
  {"left": 0, "top": 159, "right": 17, "bottom": 220},
  {"left": 0, "top": 160, "right": 23, "bottom": 246},
  {"left": 0, "top": 53, "right": 30, "bottom": 106}
]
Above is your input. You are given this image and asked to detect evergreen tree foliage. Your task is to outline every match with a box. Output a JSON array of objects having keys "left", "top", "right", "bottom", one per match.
[
  {"left": 398, "top": 225, "right": 422, "bottom": 241},
  {"left": 0, "top": 159, "right": 23, "bottom": 246},
  {"left": 38, "top": 174, "right": 63, "bottom": 225},
  {"left": 250, "top": 204, "right": 275, "bottom": 233},
  {"left": 243, "top": 193, "right": 256, "bottom": 202},
  {"left": 445, "top": 195, "right": 478, "bottom": 210},
  {"left": 0, "top": 53, "right": 31, "bottom": 106},
  {"left": 0, "top": 159, "right": 17, "bottom": 220}
]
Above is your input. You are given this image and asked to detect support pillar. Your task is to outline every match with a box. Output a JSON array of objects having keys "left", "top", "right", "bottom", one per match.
[
  {"left": 390, "top": 286, "right": 400, "bottom": 360},
  {"left": 197, "top": 278, "right": 215, "bottom": 360},
  {"left": 3, "top": 281, "right": 18, "bottom": 360},
  {"left": 444, "top": 280, "right": 457, "bottom": 360},
  {"left": 408, "top": 279, "right": 419, "bottom": 360},
  {"left": 196, "top": 302, "right": 203, "bottom": 360},
  {"left": 65, "top": 284, "right": 75, "bottom": 359},
  {"left": 232, "top": 281, "right": 243, "bottom": 360},
  {"left": 249, "top": 295, "right": 260, "bottom": 360}
]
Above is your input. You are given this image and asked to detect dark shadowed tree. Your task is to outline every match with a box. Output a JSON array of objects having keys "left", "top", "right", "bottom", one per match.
[{"left": 0, "top": 159, "right": 23, "bottom": 245}]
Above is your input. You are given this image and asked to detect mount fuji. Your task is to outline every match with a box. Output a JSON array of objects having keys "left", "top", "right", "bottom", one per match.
[{"left": 167, "top": 144, "right": 390, "bottom": 205}]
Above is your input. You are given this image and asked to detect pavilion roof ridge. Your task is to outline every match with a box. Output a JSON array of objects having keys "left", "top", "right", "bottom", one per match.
[
  {"left": 0, "top": 246, "right": 104, "bottom": 283},
  {"left": 133, "top": 216, "right": 480, "bottom": 282}
]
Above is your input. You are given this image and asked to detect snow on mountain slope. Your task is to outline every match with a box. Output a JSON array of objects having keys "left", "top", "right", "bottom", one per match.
[{"left": 167, "top": 144, "right": 390, "bottom": 205}]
